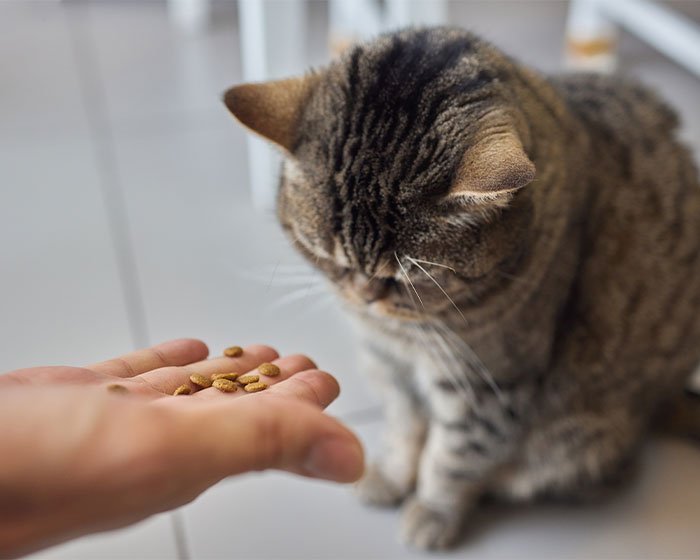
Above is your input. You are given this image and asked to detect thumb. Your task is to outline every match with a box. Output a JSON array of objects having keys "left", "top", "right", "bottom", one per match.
[{"left": 188, "top": 395, "right": 365, "bottom": 483}]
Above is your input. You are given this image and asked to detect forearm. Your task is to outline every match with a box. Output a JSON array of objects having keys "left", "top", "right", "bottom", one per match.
[{"left": 0, "top": 388, "right": 175, "bottom": 557}]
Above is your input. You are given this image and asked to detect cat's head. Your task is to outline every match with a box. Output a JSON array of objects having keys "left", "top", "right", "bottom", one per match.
[{"left": 224, "top": 28, "right": 535, "bottom": 321}]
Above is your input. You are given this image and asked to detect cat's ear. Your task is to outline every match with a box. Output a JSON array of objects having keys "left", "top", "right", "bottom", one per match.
[
  {"left": 450, "top": 132, "right": 535, "bottom": 202},
  {"left": 222, "top": 74, "right": 318, "bottom": 153}
]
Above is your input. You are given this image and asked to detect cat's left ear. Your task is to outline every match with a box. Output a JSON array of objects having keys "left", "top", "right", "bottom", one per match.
[
  {"left": 450, "top": 131, "right": 535, "bottom": 201},
  {"left": 222, "top": 74, "right": 319, "bottom": 153}
]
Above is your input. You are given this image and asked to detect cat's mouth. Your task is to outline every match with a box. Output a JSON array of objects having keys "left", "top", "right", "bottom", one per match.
[
  {"left": 338, "top": 289, "right": 424, "bottom": 321},
  {"left": 367, "top": 300, "right": 424, "bottom": 321}
]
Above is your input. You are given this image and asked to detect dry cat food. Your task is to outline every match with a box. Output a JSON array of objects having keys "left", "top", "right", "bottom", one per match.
[
  {"left": 169, "top": 365, "right": 272, "bottom": 397},
  {"left": 223, "top": 346, "right": 243, "bottom": 358},
  {"left": 257, "top": 363, "right": 281, "bottom": 377},
  {"left": 237, "top": 373, "right": 260, "bottom": 385},
  {"left": 244, "top": 382, "right": 268, "bottom": 393},
  {"left": 107, "top": 383, "right": 129, "bottom": 394},
  {"left": 173, "top": 384, "right": 192, "bottom": 396},
  {"left": 211, "top": 372, "right": 239, "bottom": 381},
  {"left": 212, "top": 378, "right": 238, "bottom": 393},
  {"left": 189, "top": 374, "right": 212, "bottom": 389}
]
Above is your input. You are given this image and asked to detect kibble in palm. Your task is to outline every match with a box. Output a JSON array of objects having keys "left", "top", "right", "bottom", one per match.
[
  {"left": 257, "top": 363, "right": 281, "bottom": 377},
  {"left": 173, "top": 384, "right": 191, "bottom": 396},
  {"left": 244, "top": 382, "right": 268, "bottom": 393},
  {"left": 213, "top": 378, "right": 238, "bottom": 393},
  {"left": 223, "top": 346, "right": 243, "bottom": 358}
]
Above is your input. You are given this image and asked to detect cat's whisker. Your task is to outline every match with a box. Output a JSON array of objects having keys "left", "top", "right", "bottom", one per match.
[
  {"left": 258, "top": 263, "right": 312, "bottom": 271},
  {"left": 297, "top": 291, "right": 335, "bottom": 319},
  {"left": 430, "top": 322, "right": 478, "bottom": 397},
  {"left": 433, "top": 321, "right": 506, "bottom": 406},
  {"left": 300, "top": 265, "right": 323, "bottom": 303},
  {"left": 406, "top": 256, "right": 468, "bottom": 325},
  {"left": 424, "top": 322, "right": 477, "bottom": 406},
  {"left": 396, "top": 254, "right": 477, "bottom": 403},
  {"left": 238, "top": 261, "right": 314, "bottom": 278},
  {"left": 394, "top": 262, "right": 475, "bottom": 405},
  {"left": 268, "top": 274, "right": 322, "bottom": 284},
  {"left": 263, "top": 261, "right": 280, "bottom": 293},
  {"left": 369, "top": 259, "right": 393, "bottom": 281},
  {"left": 265, "top": 284, "right": 328, "bottom": 312},
  {"left": 395, "top": 252, "right": 425, "bottom": 308},
  {"left": 394, "top": 266, "right": 460, "bottom": 398},
  {"left": 409, "top": 258, "right": 457, "bottom": 273},
  {"left": 237, "top": 271, "right": 322, "bottom": 286}
]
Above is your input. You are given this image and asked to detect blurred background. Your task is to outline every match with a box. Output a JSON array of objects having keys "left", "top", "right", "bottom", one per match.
[{"left": 1, "top": 0, "right": 699, "bottom": 558}]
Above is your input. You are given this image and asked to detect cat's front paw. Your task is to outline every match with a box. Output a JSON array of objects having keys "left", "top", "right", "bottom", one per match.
[
  {"left": 355, "top": 463, "right": 409, "bottom": 508},
  {"left": 400, "top": 497, "right": 463, "bottom": 550}
]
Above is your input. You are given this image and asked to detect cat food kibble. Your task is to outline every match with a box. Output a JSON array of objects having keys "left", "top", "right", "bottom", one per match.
[
  {"left": 107, "top": 384, "right": 129, "bottom": 394},
  {"left": 211, "top": 372, "right": 239, "bottom": 382},
  {"left": 212, "top": 378, "right": 238, "bottom": 393},
  {"left": 189, "top": 374, "right": 212, "bottom": 389},
  {"left": 244, "top": 382, "right": 268, "bottom": 393},
  {"left": 257, "top": 363, "right": 281, "bottom": 377},
  {"left": 237, "top": 373, "right": 259, "bottom": 385},
  {"left": 173, "top": 384, "right": 191, "bottom": 396},
  {"left": 223, "top": 346, "right": 243, "bottom": 358}
]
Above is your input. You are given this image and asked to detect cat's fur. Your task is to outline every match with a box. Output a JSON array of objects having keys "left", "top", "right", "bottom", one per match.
[{"left": 224, "top": 28, "right": 700, "bottom": 550}]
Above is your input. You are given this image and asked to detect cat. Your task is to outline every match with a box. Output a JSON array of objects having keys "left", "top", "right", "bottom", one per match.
[{"left": 223, "top": 27, "right": 700, "bottom": 550}]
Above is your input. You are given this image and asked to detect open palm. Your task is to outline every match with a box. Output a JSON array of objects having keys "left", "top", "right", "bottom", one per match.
[{"left": 0, "top": 339, "right": 363, "bottom": 558}]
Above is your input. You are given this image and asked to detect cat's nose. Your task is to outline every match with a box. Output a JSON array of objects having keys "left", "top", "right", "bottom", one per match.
[{"left": 354, "top": 274, "right": 395, "bottom": 304}]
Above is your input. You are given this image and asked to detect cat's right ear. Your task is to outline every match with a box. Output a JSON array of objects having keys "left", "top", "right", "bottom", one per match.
[{"left": 222, "top": 74, "right": 319, "bottom": 153}]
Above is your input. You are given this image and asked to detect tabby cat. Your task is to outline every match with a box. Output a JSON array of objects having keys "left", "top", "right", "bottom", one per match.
[{"left": 224, "top": 27, "right": 700, "bottom": 550}]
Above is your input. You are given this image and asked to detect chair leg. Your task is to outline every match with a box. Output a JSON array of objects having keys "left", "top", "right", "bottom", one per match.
[
  {"left": 238, "top": 0, "right": 307, "bottom": 212},
  {"left": 384, "top": 0, "right": 448, "bottom": 29},
  {"left": 168, "top": 0, "right": 210, "bottom": 34},
  {"left": 565, "top": 0, "right": 618, "bottom": 73},
  {"left": 604, "top": 0, "right": 700, "bottom": 78}
]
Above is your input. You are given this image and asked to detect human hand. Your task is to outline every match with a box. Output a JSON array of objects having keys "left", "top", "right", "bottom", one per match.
[{"left": 0, "top": 339, "right": 364, "bottom": 558}]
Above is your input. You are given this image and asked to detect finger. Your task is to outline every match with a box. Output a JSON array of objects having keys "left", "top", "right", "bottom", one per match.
[
  {"left": 189, "top": 354, "right": 316, "bottom": 401},
  {"left": 90, "top": 339, "right": 209, "bottom": 378},
  {"left": 263, "top": 369, "right": 340, "bottom": 409},
  {"left": 137, "top": 344, "right": 279, "bottom": 395},
  {"left": 168, "top": 397, "right": 364, "bottom": 483}
]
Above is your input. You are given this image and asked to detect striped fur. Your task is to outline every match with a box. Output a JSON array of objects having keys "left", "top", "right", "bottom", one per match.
[{"left": 226, "top": 27, "right": 700, "bottom": 550}]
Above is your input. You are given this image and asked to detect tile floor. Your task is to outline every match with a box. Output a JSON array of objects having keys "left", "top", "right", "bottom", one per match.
[{"left": 1, "top": 1, "right": 699, "bottom": 558}]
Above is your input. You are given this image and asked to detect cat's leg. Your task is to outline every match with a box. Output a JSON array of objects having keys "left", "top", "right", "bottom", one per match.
[
  {"left": 355, "top": 343, "right": 428, "bottom": 508},
  {"left": 492, "top": 412, "right": 640, "bottom": 504},
  {"left": 400, "top": 384, "right": 517, "bottom": 550}
]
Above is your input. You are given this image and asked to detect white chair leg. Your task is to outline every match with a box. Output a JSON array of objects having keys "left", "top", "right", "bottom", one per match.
[
  {"left": 238, "top": 0, "right": 307, "bottom": 212},
  {"left": 603, "top": 0, "right": 700, "bottom": 78},
  {"left": 168, "top": 0, "right": 210, "bottom": 34},
  {"left": 384, "top": 0, "right": 448, "bottom": 29},
  {"left": 565, "top": 0, "right": 618, "bottom": 73},
  {"left": 329, "top": 0, "right": 382, "bottom": 55}
]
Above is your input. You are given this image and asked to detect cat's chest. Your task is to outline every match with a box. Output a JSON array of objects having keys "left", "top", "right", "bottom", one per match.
[{"left": 361, "top": 320, "right": 456, "bottom": 384}]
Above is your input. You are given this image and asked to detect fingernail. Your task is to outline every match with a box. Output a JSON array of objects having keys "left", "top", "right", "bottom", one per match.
[{"left": 304, "top": 436, "right": 365, "bottom": 482}]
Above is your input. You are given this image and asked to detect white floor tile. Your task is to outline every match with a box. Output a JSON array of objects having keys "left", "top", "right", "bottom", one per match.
[
  {"left": 76, "top": 0, "right": 242, "bottom": 135},
  {"left": 0, "top": 2, "right": 90, "bottom": 143},
  {"left": 0, "top": 3, "right": 135, "bottom": 370},
  {"left": 183, "top": 421, "right": 700, "bottom": 559},
  {"left": 0, "top": 138, "right": 139, "bottom": 369}
]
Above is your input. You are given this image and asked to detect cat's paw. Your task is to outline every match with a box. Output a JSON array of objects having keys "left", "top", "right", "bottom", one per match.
[
  {"left": 399, "top": 497, "right": 463, "bottom": 550},
  {"left": 355, "top": 463, "right": 409, "bottom": 508}
]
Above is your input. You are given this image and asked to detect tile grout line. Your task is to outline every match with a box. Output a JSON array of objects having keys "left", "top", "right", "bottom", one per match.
[
  {"left": 63, "top": 4, "right": 190, "bottom": 560},
  {"left": 63, "top": 3, "right": 150, "bottom": 352}
]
